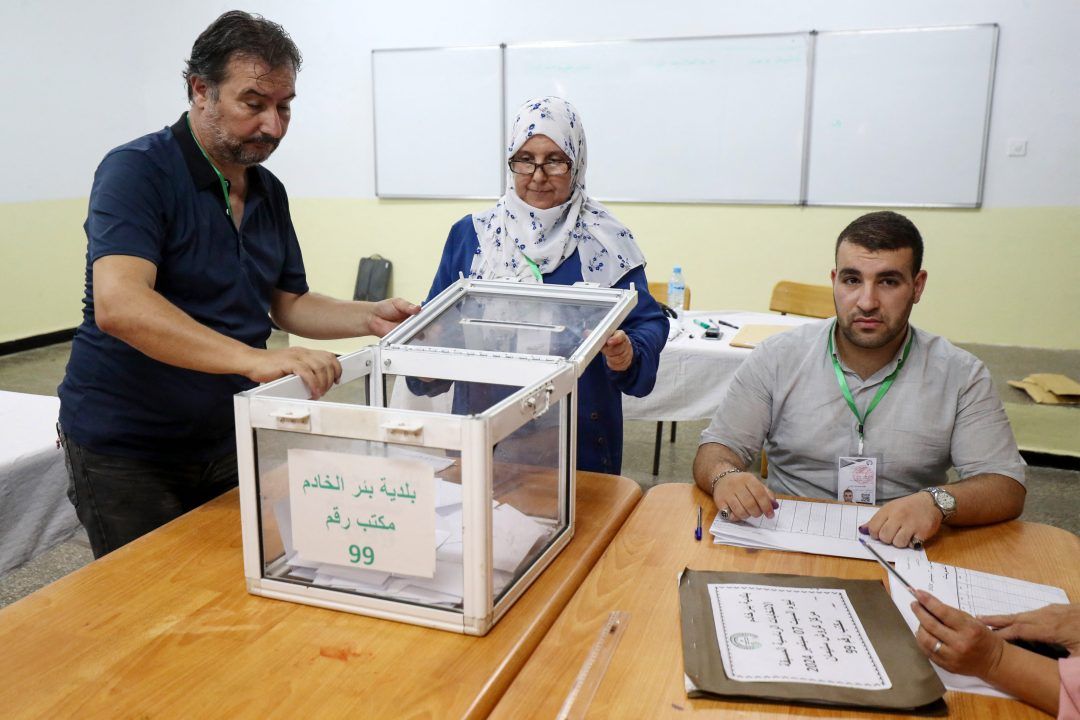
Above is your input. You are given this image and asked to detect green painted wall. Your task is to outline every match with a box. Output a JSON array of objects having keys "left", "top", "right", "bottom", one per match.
[{"left": 3, "top": 199, "right": 1077, "bottom": 349}]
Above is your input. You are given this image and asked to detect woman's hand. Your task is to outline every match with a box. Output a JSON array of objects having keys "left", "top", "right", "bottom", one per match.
[
  {"left": 601, "top": 330, "right": 634, "bottom": 372},
  {"left": 913, "top": 591, "right": 1063, "bottom": 716},
  {"left": 980, "top": 604, "right": 1080, "bottom": 655},
  {"left": 910, "top": 590, "right": 1005, "bottom": 680}
]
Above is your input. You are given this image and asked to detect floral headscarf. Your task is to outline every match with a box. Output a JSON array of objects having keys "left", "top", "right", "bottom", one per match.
[{"left": 469, "top": 97, "right": 645, "bottom": 287}]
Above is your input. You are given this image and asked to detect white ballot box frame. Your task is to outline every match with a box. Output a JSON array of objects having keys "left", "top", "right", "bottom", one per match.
[{"left": 234, "top": 279, "right": 635, "bottom": 636}]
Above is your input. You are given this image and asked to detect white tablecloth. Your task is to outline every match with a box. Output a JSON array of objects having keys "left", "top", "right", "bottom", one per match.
[
  {"left": 622, "top": 310, "right": 819, "bottom": 423},
  {"left": 0, "top": 391, "right": 80, "bottom": 574}
]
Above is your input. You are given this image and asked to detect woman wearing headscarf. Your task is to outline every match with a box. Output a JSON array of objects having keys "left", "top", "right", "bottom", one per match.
[{"left": 414, "top": 97, "right": 667, "bottom": 475}]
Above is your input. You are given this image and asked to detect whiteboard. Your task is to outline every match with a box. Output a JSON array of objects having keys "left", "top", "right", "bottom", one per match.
[
  {"left": 372, "top": 46, "right": 504, "bottom": 198},
  {"left": 806, "top": 25, "right": 998, "bottom": 207},
  {"left": 505, "top": 35, "right": 811, "bottom": 204}
]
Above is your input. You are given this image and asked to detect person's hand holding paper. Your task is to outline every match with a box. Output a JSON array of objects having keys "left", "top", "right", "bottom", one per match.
[{"left": 910, "top": 590, "right": 1064, "bottom": 716}]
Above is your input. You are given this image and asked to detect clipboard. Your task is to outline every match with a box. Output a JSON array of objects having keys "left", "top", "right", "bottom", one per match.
[{"left": 679, "top": 569, "right": 946, "bottom": 713}]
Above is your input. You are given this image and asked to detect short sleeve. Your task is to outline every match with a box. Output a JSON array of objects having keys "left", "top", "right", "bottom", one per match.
[
  {"left": 950, "top": 360, "right": 1026, "bottom": 485},
  {"left": 698, "top": 343, "right": 775, "bottom": 467},
  {"left": 272, "top": 184, "right": 308, "bottom": 295},
  {"left": 86, "top": 149, "right": 170, "bottom": 266}
]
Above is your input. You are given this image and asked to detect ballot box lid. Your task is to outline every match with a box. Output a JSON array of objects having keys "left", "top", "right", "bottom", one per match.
[{"left": 380, "top": 278, "right": 637, "bottom": 376}]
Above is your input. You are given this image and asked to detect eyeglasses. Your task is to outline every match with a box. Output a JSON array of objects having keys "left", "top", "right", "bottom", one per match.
[{"left": 508, "top": 159, "right": 572, "bottom": 176}]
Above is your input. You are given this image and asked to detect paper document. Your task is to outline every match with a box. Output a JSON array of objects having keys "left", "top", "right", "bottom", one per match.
[
  {"left": 709, "top": 584, "right": 891, "bottom": 689},
  {"left": 887, "top": 559, "right": 1069, "bottom": 698},
  {"left": 710, "top": 498, "right": 927, "bottom": 563},
  {"left": 729, "top": 324, "right": 798, "bottom": 349},
  {"left": 277, "top": 477, "right": 554, "bottom": 607}
]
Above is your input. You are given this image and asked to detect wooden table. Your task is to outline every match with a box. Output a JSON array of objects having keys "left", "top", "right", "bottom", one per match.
[
  {"left": 0, "top": 472, "right": 641, "bottom": 719},
  {"left": 490, "top": 484, "right": 1080, "bottom": 719}
]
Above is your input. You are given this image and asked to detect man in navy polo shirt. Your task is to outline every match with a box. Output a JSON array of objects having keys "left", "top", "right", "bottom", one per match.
[{"left": 58, "top": 11, "right": 418, "bottom": 558}]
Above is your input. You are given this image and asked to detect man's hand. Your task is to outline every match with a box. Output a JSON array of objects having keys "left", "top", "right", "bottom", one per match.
[
  {"left": 367, "top": 297, "right": 421, "bottom": 337},
  {"left": 980, "top": 604, "right": 1080, "bottom": 655},
  {"left": 911, "top": 590, "right": 1005, "bottom": 680},
  {"left": 713, "top": 471, "right": 778, "bottom": 521},
  {"left": 601, "top": 330, "right": 634, "bottom": 372},
  {"left": 244, "top": 347, "right": 342, "bottom": 399},
  {"left": 862, "top": 490, "right": 942, "bottom": 547}
]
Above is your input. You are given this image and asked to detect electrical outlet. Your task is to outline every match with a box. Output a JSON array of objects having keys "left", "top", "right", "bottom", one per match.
[{"left": 1007, "top": 139, "right": 1028, "bottom": 157}]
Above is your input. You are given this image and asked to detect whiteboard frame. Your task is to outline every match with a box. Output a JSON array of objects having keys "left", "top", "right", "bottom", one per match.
[
  {"left": 371, "top": 43, "right": 506, "bottom": 200},
  {"left": 802, "top": 23, "right": 999, "bottom": 209},
  {"left": 370, "top": 24, "right": 999, "bottom": 207},
  {"left": 504, "top": 31, "right": 813, "bottom": 205}
]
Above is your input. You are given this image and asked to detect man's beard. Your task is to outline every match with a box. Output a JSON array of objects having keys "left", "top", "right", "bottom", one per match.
[
  {"left": 204, "top": 103, "right": 280, "bottom": 166},
  {"left": 838, "top": 311, "right": 907, "bottom": 350}
]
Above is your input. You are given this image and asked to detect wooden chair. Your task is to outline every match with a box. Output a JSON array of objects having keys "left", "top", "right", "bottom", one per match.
[
  {"left": 768, "top": 280, "right": 834, "bottom": 318},
  {"left": 645, "top": 281, "right": 690, "bottom": 475}
]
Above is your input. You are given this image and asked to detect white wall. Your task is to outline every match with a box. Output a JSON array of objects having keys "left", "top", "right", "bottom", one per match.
[{"left": 1, "top": 0, "right": 1078, "bottom": 207}]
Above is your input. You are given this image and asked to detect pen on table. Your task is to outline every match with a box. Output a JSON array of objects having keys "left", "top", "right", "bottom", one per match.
[
  {"left": 858, "top": 538, "right": 941, "bottom": 621},
  {"left": 693, "top": 319, "right": 713, "bottom": 331},
  {"left": 694, "top": 506, "right": 703, "bottom": 541},
  {"left": 713, "top": 319, "right": 739, "bottom": 330}
]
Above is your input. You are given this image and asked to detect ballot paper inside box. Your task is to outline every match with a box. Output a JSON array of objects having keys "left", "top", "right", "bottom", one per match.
[{"left": 234, "top": 278, "right": 635, "bottom": 635}]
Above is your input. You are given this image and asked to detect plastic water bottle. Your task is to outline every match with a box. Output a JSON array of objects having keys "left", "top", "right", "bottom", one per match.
[{"left": 667, "top": 266, "right": 686, "bottom": 313}]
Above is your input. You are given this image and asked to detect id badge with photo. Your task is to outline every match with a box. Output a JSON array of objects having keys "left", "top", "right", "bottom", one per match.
[{"left": 838, "top": 456, "right": 877, "bottom": 505}]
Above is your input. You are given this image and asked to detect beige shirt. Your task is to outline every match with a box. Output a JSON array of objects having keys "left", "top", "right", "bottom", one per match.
[{"left": 700, "top": 320, "right": 1025, "bottom": 502}]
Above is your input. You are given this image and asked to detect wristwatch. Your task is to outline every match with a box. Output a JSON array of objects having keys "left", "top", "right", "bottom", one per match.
[{"left": 922, "top": 486, "right": 957, "bottom": 520}]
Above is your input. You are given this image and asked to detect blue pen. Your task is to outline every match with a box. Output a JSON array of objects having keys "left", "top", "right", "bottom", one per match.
[
  {"left": 694, "top": 506, "right": 703, "bottom": 541},
  {"left": 713, "top": 319, "right": 740, "bottom": 330},
  {"left": 693, "top": 319, "right": 712, "bottom": 331}
]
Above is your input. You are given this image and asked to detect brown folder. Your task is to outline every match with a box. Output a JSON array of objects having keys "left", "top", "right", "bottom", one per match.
[{"left": 679, "top": 569, "right": 947, "bottom": 713}]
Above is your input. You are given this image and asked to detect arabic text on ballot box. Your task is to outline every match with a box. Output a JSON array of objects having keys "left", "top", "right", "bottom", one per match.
[{"left": 288, "top": 448, "right": 436, "bottom": 578}]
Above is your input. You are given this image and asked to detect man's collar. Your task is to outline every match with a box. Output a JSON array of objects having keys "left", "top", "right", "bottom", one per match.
[
  {"left": 171, "top": 113, "right": 220, "bottom": 191},
  {"left": 171, "top": 112, "right": 266, "bottom": 197},
  {"left": 829, "top": 322, "right": 914, "bottom": 380}
]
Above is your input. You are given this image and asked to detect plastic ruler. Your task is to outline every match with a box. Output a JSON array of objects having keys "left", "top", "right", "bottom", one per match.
[{"left": 555, "top": 611, "right": 630, "bottom": 719}]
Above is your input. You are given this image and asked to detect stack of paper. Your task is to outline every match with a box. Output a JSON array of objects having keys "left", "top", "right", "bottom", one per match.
[
  {"left": 710, "top": 498, "right": 927, "bottom": 563},
  {"left": 886, "top": 557, "right": 1069, "bottom": 698}
]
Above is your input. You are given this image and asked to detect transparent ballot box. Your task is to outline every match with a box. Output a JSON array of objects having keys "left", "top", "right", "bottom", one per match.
[{"left": 235, "top": 279, "right": 635, "bottom": 635}]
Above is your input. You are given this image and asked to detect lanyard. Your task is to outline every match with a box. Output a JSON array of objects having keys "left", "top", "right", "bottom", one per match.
[
  {"left": 522, "top": 254, "right": 544, "bottom": 282},
  {"left": 186, "top": 114, "right": 233, "bottom": 219},
  {"left": 827, "top": 321, "right": 913, "bottom": 455}
]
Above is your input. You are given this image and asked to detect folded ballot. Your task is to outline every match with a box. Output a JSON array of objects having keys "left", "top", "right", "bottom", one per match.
[{"left": 710, "top": 498, "right": 928, "bottom": 564}]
